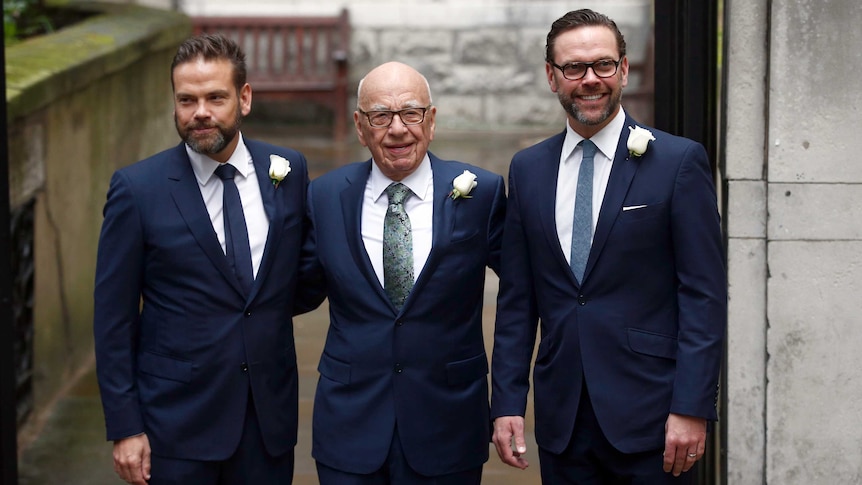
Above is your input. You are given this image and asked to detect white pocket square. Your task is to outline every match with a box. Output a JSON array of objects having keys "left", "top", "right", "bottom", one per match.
[{"left": 622, "top": 204, "right": 648, "bottom": 211}]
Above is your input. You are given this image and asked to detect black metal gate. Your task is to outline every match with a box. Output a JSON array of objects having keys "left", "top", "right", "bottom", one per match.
[
  {"left": 654, "top": 0, "right": 723, "bottom": 483},
  {"left": 10, "top": 201, "right": 35, "bottom": 428}
]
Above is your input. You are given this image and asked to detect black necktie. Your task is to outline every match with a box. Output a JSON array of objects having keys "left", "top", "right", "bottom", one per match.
[{"left": 215, "top": 164, "right": 254, "bottom": 295}]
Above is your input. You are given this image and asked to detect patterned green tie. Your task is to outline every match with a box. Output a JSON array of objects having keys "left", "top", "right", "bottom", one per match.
[{"left": 383, "top": 182, "right": 413, "bottom": 310}]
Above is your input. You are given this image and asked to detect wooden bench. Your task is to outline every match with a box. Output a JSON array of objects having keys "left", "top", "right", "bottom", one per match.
[{"left": 192, "top": 9, "right": 351, "bottom": 142}]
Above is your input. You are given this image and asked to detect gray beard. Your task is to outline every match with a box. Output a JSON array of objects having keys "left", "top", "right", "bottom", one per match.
[{"left": 559, "top": 91, "right": 621, "bottom": 126}]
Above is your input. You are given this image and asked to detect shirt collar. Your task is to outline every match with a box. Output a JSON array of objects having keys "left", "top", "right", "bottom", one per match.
[
  {"left": 369, "top": 153, "right": 433, "bottom": 202},
  {"left": 562, "top": 107, "right": 627, "bottom": 162},
  {"left": 187, "top": 132, "right": 252, "bottom": 186}
]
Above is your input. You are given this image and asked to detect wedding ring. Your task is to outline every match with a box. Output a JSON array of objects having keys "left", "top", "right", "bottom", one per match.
[{"left": 687, "top": 453, "right": 697, "bottom": 458}]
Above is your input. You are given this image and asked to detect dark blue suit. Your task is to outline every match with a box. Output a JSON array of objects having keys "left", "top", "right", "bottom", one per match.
[
  {"left": 303, "top": 153, "right": 506, "bottom": 477},
  {"left": 94, "top": 139, "right": 313, "bottom": 464},
  {"left": 491, "top": 116, "right": 726, "bottom": 457}
]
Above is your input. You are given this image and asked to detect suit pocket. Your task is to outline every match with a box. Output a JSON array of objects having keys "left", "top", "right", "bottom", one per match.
[
  {"left": 317, "top": 352, "right": 351, "bottom": 385},
  {"left": 138, "top": 352, "right": 193, "bottom": 383},
  {"left": 446, "top": 353, "right": 488, "bottom": 386},
  {"left": 627, "top": 328, "right": 677, "bottom": 360},
  {"left": 618, "top": 202, "right": 666, "bottom": 222},
  {"left": 450, "top": 229, "right": 480, "bottom": 245}
]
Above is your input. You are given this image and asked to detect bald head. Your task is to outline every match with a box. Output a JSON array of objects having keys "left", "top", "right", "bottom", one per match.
[
  {"left": 353, "top": 62, "right": 437, "bottom": 181},
  {"left": 356, "top": 62, "right": 433, "bottom": 109}
]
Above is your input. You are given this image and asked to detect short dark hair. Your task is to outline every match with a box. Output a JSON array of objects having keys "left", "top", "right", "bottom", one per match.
[
  {"left": 545, "top": 9, "right": 627, "bottom": 63},
  {"left": 171, "top": 33, "right": 248, "bottom": 92}
]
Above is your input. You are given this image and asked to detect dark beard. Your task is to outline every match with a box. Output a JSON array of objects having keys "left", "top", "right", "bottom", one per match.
[
  {"left": 558, "top": 89, "right": 621, "bottom": 126},
  {"left": 176, "top": 109, "right": 242, "bottom": 155}
]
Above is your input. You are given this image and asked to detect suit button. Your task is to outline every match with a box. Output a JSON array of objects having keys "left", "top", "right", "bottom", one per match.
[
  {"left": 394, "top": 363, "right": 403, "bottom": 373},
  {"left": 395, "top": 319, "right": 403, "bottom": 326},
  {"left": 577, "top": 295, "right": 587, "bottom": 306},
  {"left": 245, "top": 311, "right": 251, "bottom": 317},
  {"left": 240, "top": 362, "right": 248, "bottom": 372}
]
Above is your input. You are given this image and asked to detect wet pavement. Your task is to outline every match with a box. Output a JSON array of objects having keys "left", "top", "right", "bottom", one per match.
[{"left": 17, "top": 124, "right": 555, "bottom": 484}]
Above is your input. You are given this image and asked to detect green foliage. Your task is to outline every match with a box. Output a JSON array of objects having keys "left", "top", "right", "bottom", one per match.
[{"left": 4, "top": 0, "right": 55, "bottom": 45}]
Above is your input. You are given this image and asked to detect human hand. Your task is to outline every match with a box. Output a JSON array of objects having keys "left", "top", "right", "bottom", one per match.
[
  {"left": 492, "top": 416, "right": 529, "bottom": 469},
  {"left": 662, "top": 413, "right": 706, "bottom": 476},
  {"left": 112, "top": 433, "right": 151, "bottom": 484}
]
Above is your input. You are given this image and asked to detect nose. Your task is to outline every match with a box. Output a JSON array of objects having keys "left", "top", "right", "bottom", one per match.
[
  {"left": 387, "top": 113, "right": 409, "bottom": 133},
  {"left": 581, "top": 66, "right": 602, "bottom": 83},
  {"left": 193, "top": 100, "right": 211, "bottom": 119}
]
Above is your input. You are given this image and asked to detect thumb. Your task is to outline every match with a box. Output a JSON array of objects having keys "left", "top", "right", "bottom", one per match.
[
  {"left": 513, "top": 420, "right": 527, "bottom": 454},
  {"left": 142, "top": 444, "right": 152, "bottom": 480}
]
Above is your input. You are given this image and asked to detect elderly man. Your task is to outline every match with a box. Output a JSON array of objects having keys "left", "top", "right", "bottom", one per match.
[{"left": 301, "top": 61, "right": 506, "bottom": 484}]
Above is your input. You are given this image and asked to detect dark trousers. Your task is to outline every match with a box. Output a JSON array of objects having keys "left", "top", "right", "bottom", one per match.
[
  {"left": 148, "top": 396, "right": 294, "bottom": 485},
  {"left": 538, "top": 385, "right": 694, "bottom": 485},
  {"left": 316, "top": 427, "right": 482, "bottom": 485}
]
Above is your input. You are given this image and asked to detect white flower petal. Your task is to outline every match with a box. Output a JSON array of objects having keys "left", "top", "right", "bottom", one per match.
[{"left": 452, "top": 170, "right": 477, "bottom": 198}]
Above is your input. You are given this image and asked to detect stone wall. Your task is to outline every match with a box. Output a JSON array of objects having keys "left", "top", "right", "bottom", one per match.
[
  {"left": 178, "top": 0, "right": 654, "bottom": 130},
  {"left": 724, "top": 0, "right": 862, "bottom": 483},
  {"left": 6, "top": 3, "right": 190, "bottom": 430}
]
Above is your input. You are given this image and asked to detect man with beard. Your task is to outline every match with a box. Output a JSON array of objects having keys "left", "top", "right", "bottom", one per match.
[
  {"left": 490, "top": 9, "right": 726, "bottom": 484},
  {"left": 94, "top": 33, "right": 319, "bottom": 485}
]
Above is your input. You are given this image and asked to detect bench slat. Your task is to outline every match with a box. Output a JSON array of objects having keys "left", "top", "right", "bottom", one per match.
[{"left": 192, "top": 9, "right": 350, "bottom": 142}]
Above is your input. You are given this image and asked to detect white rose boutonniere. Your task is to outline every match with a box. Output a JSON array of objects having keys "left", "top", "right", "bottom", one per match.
[
  {"left": 269, "top": 154, "right": 291, "bottom": 188},
  {"left": 449, "top": 170, "right": 478, "bottom": 200},
  {"left": 627, "top": 126, "right": 656, "bottom": 157}
]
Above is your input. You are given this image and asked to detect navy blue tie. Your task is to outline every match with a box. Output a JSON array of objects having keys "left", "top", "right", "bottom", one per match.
[
  {"left": 215, "top": 164, "right": 254, "bottom": 295},
  {"left": 570, "top": 139, "right": 596, "bottom": 283}
]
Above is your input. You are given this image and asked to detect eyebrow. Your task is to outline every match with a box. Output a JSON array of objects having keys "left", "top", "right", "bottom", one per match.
[
  {"left": 366, "top": 101, "right": 425, "bottom": 111},
  {"left": 175, "top": 88, "right": 232, "bottom": 98}
]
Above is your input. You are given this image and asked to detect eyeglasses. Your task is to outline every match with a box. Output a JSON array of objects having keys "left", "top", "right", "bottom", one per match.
[
  {"left": 549, "top": 59, "right": 621, "bottom": 81},
  {"left": 359, "top": 106, "right": 431, "bottom": 128}
]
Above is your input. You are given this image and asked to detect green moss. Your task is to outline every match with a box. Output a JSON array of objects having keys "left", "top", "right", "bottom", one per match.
[{"left": 5, "top": 2, "right": 191, "bottom": 120}]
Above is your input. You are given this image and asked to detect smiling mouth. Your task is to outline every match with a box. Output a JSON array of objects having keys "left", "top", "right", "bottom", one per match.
[
  {"left": 386, "top": 143, "right": 412, "bottom": 154},
  {"left": 580, "top": 94, "right": 603, "bottom": 101}
]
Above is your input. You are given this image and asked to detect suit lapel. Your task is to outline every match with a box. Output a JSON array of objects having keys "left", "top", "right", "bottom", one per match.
[
  {"left": 585, "top": 118, "right": 639, "bottom": 281},
  {"left": 340, "top": 161, "right": 390, "bottom": 304},
  {"left": 407, "top": 154, "right": 456, "bottom": 305},
  {"left": 536, "top": 133, "right": 576, "bottom": 279},
  {"left": 167, "top": 143, "right": 246, "bottom": 297},
  {"left": 245, "top": 141, "right": 282, "bottom": 303}
]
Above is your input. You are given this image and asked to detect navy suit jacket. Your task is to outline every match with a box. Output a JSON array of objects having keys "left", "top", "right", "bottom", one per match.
[
  {"left": 94, "top": 139, "right": 314, "bottom": 460},
  {"left": 491, "top": 115, "right": 727, "bottom": 454},
  {"left": 302, "top": 153, "right": 506, "bottom": 476}
]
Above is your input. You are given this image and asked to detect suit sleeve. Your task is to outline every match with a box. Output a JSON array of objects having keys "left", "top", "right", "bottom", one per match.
[
  {"left": 490, "top": 160, "right": 539, "bottom": 419},
  {"left": 669, "top": 142, "right": 727, "bottom": 419},
  {"left": 486, "top": 173, "right": 507, "bottom": 275},
  {"left": 294, "top": 181, "right": 327, "bottom": 315},
  {"left": 93, "top": 170, "right": 146, "bottom": 441}
]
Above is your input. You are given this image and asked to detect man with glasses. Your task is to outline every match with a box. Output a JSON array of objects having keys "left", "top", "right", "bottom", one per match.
[
  {"left": 300, "top": 61, "right": 506, "bottom": 484},
  {"left": 491, "top": 9, "right": 726, "bottom": 484}
]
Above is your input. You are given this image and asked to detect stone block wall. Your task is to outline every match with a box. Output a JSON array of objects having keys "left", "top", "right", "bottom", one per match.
[
  {"left": 724, "top": 0, "right": 862, "bottom": 483},
  {"left": 179, "top": 0, "right": 653, "bottom": 131}
]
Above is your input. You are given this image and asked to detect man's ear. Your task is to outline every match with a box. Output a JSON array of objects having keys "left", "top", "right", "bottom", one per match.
[
  {"left": 240, "top": 83, "right": 252, "bottom": 116},
  {"left": 546, "top": 62, "right": 559, "bottom": 93}
]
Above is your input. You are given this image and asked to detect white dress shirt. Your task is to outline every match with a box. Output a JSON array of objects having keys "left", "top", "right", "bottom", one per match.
[
  {"left": 362, "top": 155, "right": 434, "bottom": 288},
  {"left": 187, "top": 133, "right": 269, "bottom": 278},
  {"left": 556, "top": 108, "right": 626, "bottom": 264}
]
